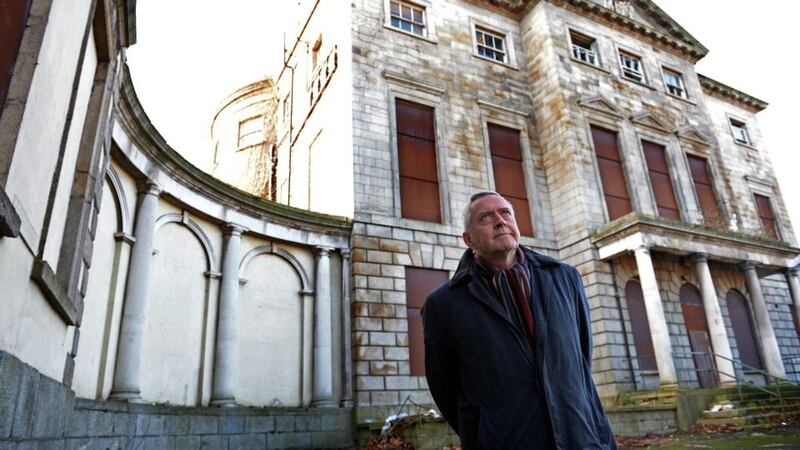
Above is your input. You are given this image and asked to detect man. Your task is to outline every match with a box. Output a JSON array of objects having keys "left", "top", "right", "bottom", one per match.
[{"left": 423, "top": 191, "right": 617, "bottom": 449}]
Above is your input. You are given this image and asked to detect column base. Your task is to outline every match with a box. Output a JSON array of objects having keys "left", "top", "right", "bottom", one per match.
[
  {"left": 210, "top": 397, "right": 237, "bottom": 407},
  {"left": 340, "top": 399, "right": 354, "bottom": 408},
  {"left": 719, "top": 379, "right": 738, "bottom": 387},
  {"left": 108, "top": 390, "right": 145, "bottom": 403},
  {"left": 311, "top": 399, "right": 337, "bottom": 408}
]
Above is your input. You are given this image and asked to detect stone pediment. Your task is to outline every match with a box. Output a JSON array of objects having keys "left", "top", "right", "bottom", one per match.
[
  {"left": 674, "top": 124, "right": 711, "bottom": 146},
  {"left": 629, "top": 111, "right": 671, "bottom": 133},
  {"left": 578, "top": 95, "right": 624, "bottom": 118}
]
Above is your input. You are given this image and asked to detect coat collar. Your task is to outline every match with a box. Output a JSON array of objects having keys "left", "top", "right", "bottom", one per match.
[{"left": 450, "top": 246, "right": 561, "bottom": 288}]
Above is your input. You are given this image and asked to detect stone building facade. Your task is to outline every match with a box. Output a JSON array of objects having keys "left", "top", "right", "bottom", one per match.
[{"left": 273, "top": 0, "right": 800, "bottom": 431}]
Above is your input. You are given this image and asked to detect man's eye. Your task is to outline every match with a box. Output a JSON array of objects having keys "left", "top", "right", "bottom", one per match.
[{"left": 501, "top": 210, "right": 512, "bottom": 217}]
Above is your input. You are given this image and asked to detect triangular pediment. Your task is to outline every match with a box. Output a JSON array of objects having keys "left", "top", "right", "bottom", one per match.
[
  {"left": 581, "top": 0, "right": 707, "bottom": 59},
  {"left": 674, "top": 124, "right": 711, "bottom": 146},
  {"left": 578, "top": 95, "right": 624, "bottom": 118},
  {"left": 629, "top": 111, "right": 671, "bottom": 133}
]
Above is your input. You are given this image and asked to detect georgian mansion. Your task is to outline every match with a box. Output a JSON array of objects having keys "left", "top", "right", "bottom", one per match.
[{"left": 1, "top": 0, "right": 799, "bottom": 448}]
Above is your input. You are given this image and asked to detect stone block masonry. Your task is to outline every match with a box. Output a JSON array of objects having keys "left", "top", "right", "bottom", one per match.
[{"left": 0, "top": 351, "right": 353, "bottom": 449}]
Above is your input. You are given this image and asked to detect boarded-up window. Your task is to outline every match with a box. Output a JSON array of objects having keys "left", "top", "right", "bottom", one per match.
[
  {"left": 406, "top": 267, "right": 449, "bottom": 376},
  {"left": 754, "top": 194, "right": 779, "bottom": 240},
  {"left": 726, "top": 290, "right": 763, "bottom": 370},
  {"left": 1, "top": 0, "right": 33, "bottom": 113},
  {"left": 591, "top": 126, "right": 632, "bottom": 221},
  {"left": 625, "top": 280, "right": 657, "bottom": 371},
  {"left": 687, "top": 155, "right": 722, "bottom": 227},
  {"left": 396, "top": 100, "right": 441, "bottom": 222},
  {"left": 488, "top": 123, "right": 533, "bottom": 236},
  {"left": 642, "top": 141, "right": 680, "bottom": 220}
]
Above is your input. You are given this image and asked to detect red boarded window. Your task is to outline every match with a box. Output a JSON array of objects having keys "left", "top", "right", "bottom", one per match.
[
  {"left": 405, "top": 267, "right": 449, "bottom": 376},
  {"left": 687, "top": 155, "right": 722, "bottom": 228},
  {"left": 726, "top": 290, "right": 763, "bottom": 370},
  {"left": 754, "top": 194, "right": 779, "bottom": 240},
  {"left": 488, "top": 123, "right": 533, "bottom": 236},
  {"left": 625, "top": 280, "right": 657, "bottom": 371},
  {"left": 1, "top": 0, "right": 33, "bottom": 114},
  {"left": 642, "top": 141, "right": 680, "bottom": 220},
  {"left": 396, "top": 100, "right": 441, "bottom": 222},
  {"left": 591, "top": 126, "right": 632, "bottom": 221}
]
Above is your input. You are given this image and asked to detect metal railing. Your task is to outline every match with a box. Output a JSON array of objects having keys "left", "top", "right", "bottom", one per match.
[{"left": 672, "top": 350, "right": 795, "bottom": 415}]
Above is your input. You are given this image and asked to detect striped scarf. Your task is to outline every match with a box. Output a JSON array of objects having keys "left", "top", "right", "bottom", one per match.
[{"left": 478, "top": 248, "right": 535, "bottom": 351}]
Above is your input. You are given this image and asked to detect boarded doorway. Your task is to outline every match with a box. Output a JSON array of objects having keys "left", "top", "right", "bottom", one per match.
[{"left": 680, "top": 283, "right": 718, "bottom": 388}]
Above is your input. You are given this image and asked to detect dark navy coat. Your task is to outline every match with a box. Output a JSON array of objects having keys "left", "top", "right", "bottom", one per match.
[{"left": 422, "top": 247, "right": 617, "bottom": 450}]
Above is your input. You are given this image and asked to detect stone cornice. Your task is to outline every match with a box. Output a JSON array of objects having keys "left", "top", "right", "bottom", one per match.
[
  {"left": 552, "top": 0, "right": 708, "bottom": 62},
  {"left": 590, "top": 214, "right": 799, "bottom": 268},
  {"left": 698, "top": 74, "right": 768, "bottom": 113},
  {"left": 115, "top": 65, "right": 351, "bottom": 236}
]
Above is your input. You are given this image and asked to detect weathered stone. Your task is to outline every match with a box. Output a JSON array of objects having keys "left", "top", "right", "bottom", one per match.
[
  {"left": 274, "top": 415, "right": 294, "bottom": 432},
  {"left": 11, "top": 364, "right": 40, "bottom": 439},
  {"left": 199, "top": 434, "right": 227, "bottom": 449},
  {"left": 174, "top": 435, "right": 202, "bottom": 450},
  {"left": 189, "top": 416, "right": 219, "bottom": 435},
  {"left": 267, "top": 431, "right": 311, "bottom": 449},
  {"left": 229, "top": 433, "right": 267, "bottom": 448},
  {"left": 0, "top": 351, "right": 23, "bottom": 438},
  {"left": 294, "top": 414, "right": 321, "bottom": 432},
  {"left": 164, "top": 415, "right": 190, "bottom": 435},
  {"left": 245, "top": 415, "right": 274, "bottom": 433}
]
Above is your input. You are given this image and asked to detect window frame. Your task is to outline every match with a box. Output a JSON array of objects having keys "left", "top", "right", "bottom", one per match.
[
  {"left": 639, "top": 137, "right": 683, "bottom": 221},
  {"left": 384, "top": 0, "right": 436, "bottom": 42},
  {"left": 568, "top": 28, "right": 600, "bottom": 67},
  {"left": 661, "top": 66, "right": 688, "bottom": 99},
  {"left": 237, "top": 115, "right": 264, "bottom": 150},
  {"left": 469, "top": 19, "right": 516, "bottom": 68},
  {"left": 618, "top": 49, "right": 647, "bottom": 84},
  {"left": 747, "top": 179, "right": 782, "bottom": 240},
  {"left": 385, "top": 72, "right": 451, "bottom": 226},
  {"left": 728, "top": 117, "right": 752, "bottom": 146},
  {"left": 684, "top": 151, "right": 727, "bottom": 229}
]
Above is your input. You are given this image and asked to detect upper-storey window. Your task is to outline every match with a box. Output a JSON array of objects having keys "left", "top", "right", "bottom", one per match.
[
  {"left": 753, "top": 193, "right": 779, "bottom": 240},
  {"left": 475, "top": 27, "right": 507, "bottom": 63},
  {"left": 642, "top": 140, "right": 680, "bottom": 220},
  {"left": 591, "top": 126, "right": 633, "bottom": 221},
  {"left": 729, "top": 118, "right": 751, "bottom": 145},
  {"left": 662, "top": 68, "right": 687, "bottom": 99},
  {"left": 395, "top": 99, "right": 441, "bottom": 222},
  {"left": 389, "top": 0, "right": 426, "bottom": 36},
  {"left": 238, "top": 115, "right": 263, "bottom": 149},
  {"left": 687, "top": 154, "right": 723, "bottom": 228},
  {"left": 487, "top": 123, "right": 533, "bottom": 235},
  {"left": 619, "top": 51, "right": 645, "bottom": 83},
  {"left": 569, "top": 30, "right": 598, "bottom": 66}
]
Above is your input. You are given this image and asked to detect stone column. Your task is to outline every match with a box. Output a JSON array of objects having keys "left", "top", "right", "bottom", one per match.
[
  {"left": 691, "top": 254, "right": 736, "bottom": 385},
  {"left": 340, "top": 249, "right": 354, "bottom": 407},
  {"left": 312, "top": 246, "right": 335, "bottom": 407},
  {"left": 633, "top": 245, "right": 678, "bottom": 385},
  {"left": 110, "top": 181, "right": 162, "bottom": 402},
  {"left": 211, "top": 224, "right": 245, "bottom": 406},
  {"left": 787, "top": 267, "right": 800, "bottom": 330},
  {"left": 743, "top": 261, "right": 786, "bottom": 378}
]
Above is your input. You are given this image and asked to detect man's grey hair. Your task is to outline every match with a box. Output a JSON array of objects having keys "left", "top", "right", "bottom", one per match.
[{"left": 462, "top": 190, "right": 514, "bottom": 231}]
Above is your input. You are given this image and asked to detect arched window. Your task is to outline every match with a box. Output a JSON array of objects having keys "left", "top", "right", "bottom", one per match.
[
  {"left": 625, "top": 280, "right": 657, "bottom": 371},
  {"left": 726, "top": 290, "right": 763, "bottom": 370}
]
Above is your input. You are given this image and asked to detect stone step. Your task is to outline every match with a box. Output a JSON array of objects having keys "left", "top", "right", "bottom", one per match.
[
  {"left": 700, "top": 403, "right": 800, "bottom": 419},
  {"left": 695, "top": 411, "right": 799, "bottom": 427},
  {"left": 713, "top": 389, "right": 800, "bottom": 403}
]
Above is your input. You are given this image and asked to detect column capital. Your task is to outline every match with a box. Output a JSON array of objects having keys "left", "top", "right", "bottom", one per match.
[
  {"left": 314, "top": 245, "right": 335, "bottom": 257},
  {"left": 223, "top": 222, "right": 247, "bottom": 236},
  {"left": 340, "top": 248, "right": 351, "bottom": 259},
  {"left": 741, "top": 260, "right": 758, "bottom": 271},
  {"left": 632, "top": 244, "right": 651, "bottom": 254},
  {"left": 113, "top": 232, "right": 136, "bottom": 245},
  {"left": 788, "top": 266, "right": 800, "bottom": 277},
  {"left": 690, "top": 253, "right": 708, "bottom": 264},
  {"left": 136, "top": 179, "right": 162, "bottom": 196}
]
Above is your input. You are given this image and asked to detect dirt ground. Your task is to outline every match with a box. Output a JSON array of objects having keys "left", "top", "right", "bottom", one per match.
[{"left": 616, "top": 423, "right": 800, "bottom": 449}]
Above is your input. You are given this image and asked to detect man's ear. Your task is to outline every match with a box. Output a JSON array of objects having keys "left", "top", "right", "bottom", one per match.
[{"left": 462, "top": 231, "right": 473, "bottom": 249}]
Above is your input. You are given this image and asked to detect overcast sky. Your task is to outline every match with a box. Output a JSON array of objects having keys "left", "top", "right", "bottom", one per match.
[{"left": 127, "top": 1, "right": 800, "bottom": 237}]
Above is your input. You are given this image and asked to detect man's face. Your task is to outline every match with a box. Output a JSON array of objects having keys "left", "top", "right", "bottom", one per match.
[{"left": 462, "top": 194, "right": 521, "bottom": 259}]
